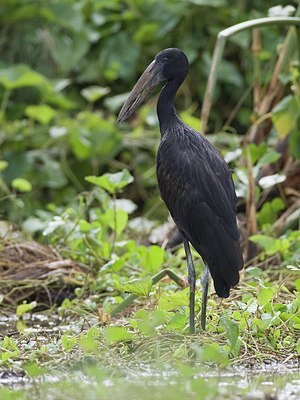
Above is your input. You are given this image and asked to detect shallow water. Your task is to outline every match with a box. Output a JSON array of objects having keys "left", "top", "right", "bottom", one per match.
[{"left": 0, "top": 314, "right": 299, "bottom": 399}]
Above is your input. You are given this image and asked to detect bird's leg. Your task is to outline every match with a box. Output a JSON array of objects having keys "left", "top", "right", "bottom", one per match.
[
  {"left": 201, "top": 264, "right": 210, "bottom": 331},
  {"left": 183, "top": 239, "right": 196, "bottom": 334}
]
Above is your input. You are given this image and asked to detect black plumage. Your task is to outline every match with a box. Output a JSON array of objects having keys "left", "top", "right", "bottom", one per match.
[{"left": 118, "top": 48, "right": 243, "bottom": 333}]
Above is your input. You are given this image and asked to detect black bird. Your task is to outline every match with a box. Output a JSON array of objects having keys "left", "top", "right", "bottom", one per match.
[{"left": 117, "top": 48, "right": 243, "bottom": 333}]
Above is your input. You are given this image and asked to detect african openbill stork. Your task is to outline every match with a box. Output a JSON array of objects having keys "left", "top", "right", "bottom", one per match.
[{"left": 117, "top": 48, "right": 243, "bottom": 333}]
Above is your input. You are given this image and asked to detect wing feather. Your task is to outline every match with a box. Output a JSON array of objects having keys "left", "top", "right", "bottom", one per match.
[{"left": 157, "top": 128, "right": 243, "bottom": 297}]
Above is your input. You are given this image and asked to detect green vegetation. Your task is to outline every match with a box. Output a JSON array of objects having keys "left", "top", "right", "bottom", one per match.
[{"left": 0, "top": 0, "right": 299, "bottom": 398}]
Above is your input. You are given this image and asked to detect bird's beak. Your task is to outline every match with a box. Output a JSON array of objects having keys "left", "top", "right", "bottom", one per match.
[{"left": 117, "top": 60, "right": 163, "bottom": 123}]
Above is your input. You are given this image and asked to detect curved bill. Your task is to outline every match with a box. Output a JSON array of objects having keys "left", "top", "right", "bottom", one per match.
[{"left": 117, "top": 60, "right": 163, "bottom": 123}]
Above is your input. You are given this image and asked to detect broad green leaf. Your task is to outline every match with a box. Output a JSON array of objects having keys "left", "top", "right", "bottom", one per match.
[
  {"left": 81, "top": 86, "right": 110, "bottom": 102},
  {"left": 79, "top": 326, "right": 100, "bottom": 354},
  {"left": 198, "top": 343, "right": 229, "bottom": 366},
  {"left": 0, "top": 64, "right": 49, "bottom": 90},
  {"left": 249, "top": 234, "right": 280, "bottom": 255},
  {"left": 158, "top": 288, "right": 189, "bottom": 311},
  {"left": 109, "top": 209, "right": 128, "bottom": 235},
  {"left": 103, "top": 326, "right": 133, "bottom": 344},
  {"left": 167, "top": 313, "right": 187, "bottom": 332},
  {"left": 143, "top": 245, "right": 165, "bottom": 274},
  {"left": 180, "top": 111, "right": 201, "bottom": 131},
  {"left": 11, "top": 178, "right": 32, "bottom": 192},
  {"left": 121, "top": 277, "right": 153, "bottom": 296},
  {"left": 257, "top": 198, "right": 285, "bottom": 227},
  {"left": 0, "top": 161, "right": 8, "bottom": 172},
  {"left": 49, "top": 30, "right": 89, "bottom": 73},
  {"left": 68, "top": 112, "right": 122, "bottom": 162},
  {"left": 257, "top": 150, "right": 281, "bottom": 166},
  {"left": 85, "top": 169, "right": 134, "bottom": 194},
  {"left": 23, "top": 362, "right": 47, "bottom": 378},
  {"left": 132, "top": 309, "right": 169, "bottom": 335},
  {"left": 16, "top": 301, "right": 37, "bottom": 318},
  {"left": 272, "top": 95, "right": 299, "bottom": 137},
  {"left": 220, "top": 316, "right": 240, "bottom": 357},
  {"left": 25, "top": 104, "right": 56, "bottom": 125},
  {"left": 61, "top": 335, "right": 77, "bottom": 351},
  {"left": 257, "top": 288, "right": 274, "bottom": 306}
]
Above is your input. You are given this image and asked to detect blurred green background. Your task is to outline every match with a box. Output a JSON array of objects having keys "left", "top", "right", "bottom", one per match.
[{"left": 0, "top": 0, "right": 299, "bottom": 244}]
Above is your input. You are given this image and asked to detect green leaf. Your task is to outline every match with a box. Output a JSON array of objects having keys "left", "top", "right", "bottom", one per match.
[
  {"left": 23, "top": 362, "right": 47, "bottom": 378},
  {"left": 11, "top": 178, "right": 32, "bottom": 192},
  {"left": 0, "top": 161, "right": 8, "bottom": 172},
  {"left": 16, "top": 301, "right": 37, "bottom": 318},
  {"left": 272, "top": 95, "right": 299, "bottom": 138},
  {"left": 257, "top": 198, "right": 285, "bottom": 227},
  {"left": 103, "top": 326, "right": 133, "bottom": 345},
  {"left": 198, "top": 343, "right": 229, "bottom": 366},
  {"left": 61, "top": 335, "right": 77, "bottom": 351},
  {"left": 109, "top": 209, "right": 128, "bottom": 235},
  {"left": 257, "top": 288, "right": 274, "bottom": 306},
  {"left": 79, "top": 326, "right": 100, "bottom": 354},
  {"left": 121, "top": 277, "right": 153, "bottom": 296},
  {"left": 85, "top": 169, "right": 134, "bottom": 194},
  {"left": 220, "top": 316, "right": 240, "bottom": 357},
  {"left": 257, "top": 150, "right": 281, "bottom": 166},
  {"left": 0, "top": 64, "right": 49, "bottom": 90},
  {"left": 158, "top": 288, "right": 189, "bottom": 311},
  {"left": 249, "top": 234, "right": 281, "bottom": 255},
  {"left": 180, "top": 111, "right": 201, "bottom": 131},
  {"left": 167, "top": 313, "right": 187, "bottom": 332},
  {"left": 81, "top": 86, "right": 110, "bottom": 102},
  {"left": 25, "top": 104, "right": 56, "bottom": 125},
  {"left": 143, "top": 245, "right": 165, "bottom": 274}
]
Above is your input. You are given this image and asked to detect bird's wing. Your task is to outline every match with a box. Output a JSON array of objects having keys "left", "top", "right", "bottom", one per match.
[{"left": 157, "top": 134, "right": 243, "bottom": 296}]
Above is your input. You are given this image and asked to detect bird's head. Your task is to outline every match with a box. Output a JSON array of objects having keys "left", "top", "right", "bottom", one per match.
[{"left": 117, "top": 48, "right": 189, "bottom": 123}]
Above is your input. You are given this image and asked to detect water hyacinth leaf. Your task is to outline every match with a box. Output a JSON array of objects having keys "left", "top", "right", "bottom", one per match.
[
  {"left": 121, "top": 277, "right": 153, "bottom": 296},
  {"left": 11, "top": 178, "right": 32, "bottom": 192},
  {"left": 103, "top": 326, "right": 133, "bottom": 345},
  {"left": 81, "top": 86, "right": 110, "bottom": 102},
  {"left": 16, "top": 301, "right": 37, "bottom": 318},
  {"left": 86, "top": 169, "right": 134, "bottom": 194},
  {"left": 25, "top": 104, "right": 56, "bottom": 125},
  {"left": 258, "top": 173, "right": 286, "bottom": 189},
  {"left": 257, "top": 288, "right": 274, "bottom": 306}
]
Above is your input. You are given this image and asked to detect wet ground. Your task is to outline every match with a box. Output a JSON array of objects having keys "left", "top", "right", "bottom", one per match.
[{"left": 0, "top": 314, "right": 299, "bottom": 399}]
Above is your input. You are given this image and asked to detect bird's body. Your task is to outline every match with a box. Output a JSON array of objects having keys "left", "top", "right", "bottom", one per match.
[
  {"left": 118, "top": 48, "right": 243, "bottom": 332},
  {"left": 156, "top": 119, "right": 242, "bottom": 298}
]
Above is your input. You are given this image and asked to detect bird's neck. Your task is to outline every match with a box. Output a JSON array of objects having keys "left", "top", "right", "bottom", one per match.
[{"left": 157, "top": 78, "right": 182, "bottom": 134}]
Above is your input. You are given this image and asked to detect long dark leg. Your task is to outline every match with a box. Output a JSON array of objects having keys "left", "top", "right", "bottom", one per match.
[
  {"left": 201, "top": 264, "right": 210, "bottom": 331},
  {"left": 183, "top": 239, "right": 196, "bottom": 334}
]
